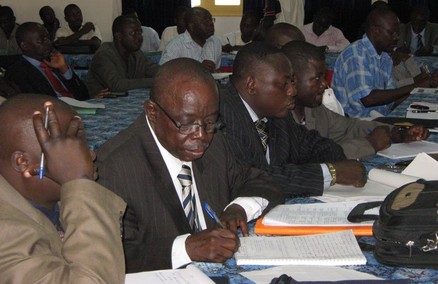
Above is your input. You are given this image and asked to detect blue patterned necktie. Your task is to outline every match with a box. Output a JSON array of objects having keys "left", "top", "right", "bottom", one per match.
[
  {"left": 177, "top": 164, "right": 199, "bottom": 232},
  {"left": 417, "top": 34, "right": 424, "bottom": 51},
  {"left": 255, "top": 119, "right": 268, "bottom": 153}
]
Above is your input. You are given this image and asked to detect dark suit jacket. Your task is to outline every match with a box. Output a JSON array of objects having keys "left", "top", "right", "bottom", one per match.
[
  {"left": 95, "top": 114, "right": 283, "bottom": 272},
  {"left": 398, "top": 22, "right": 438, "bottom": 53},
  {"left": 5, "top": 57, "right": 89, "bottom": 100},
  {"left": 219, "top": 82, "right": 346, "bottom": 197}
]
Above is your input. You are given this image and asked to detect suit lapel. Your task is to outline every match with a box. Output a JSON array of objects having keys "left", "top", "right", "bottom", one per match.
[
  {"left": 21, "top": 58, "right": 58, "bottom": 97},
  {"left": 140, "top": 119, "right": 193, "bottom": 233}
]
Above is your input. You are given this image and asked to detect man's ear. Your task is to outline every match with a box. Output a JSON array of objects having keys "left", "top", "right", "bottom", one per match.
[
  {"left": 246, "top": 75, "right": 256, "bottom": 95},
  {"left": 11, "top": 151, "right": 29, "bottom": 173},
  {"left": 144, "top": 100, "right": 157, "bottom": 121},
  {"left": 114, "top": 31, "right": 121, "bottom": 41},
  {"left": 19, "top": 41, "right": 28, "bottom": 53}
]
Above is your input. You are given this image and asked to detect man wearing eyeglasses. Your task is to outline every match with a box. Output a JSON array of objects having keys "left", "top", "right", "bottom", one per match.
[
  {"left": 95, "top": 58, "right": 283, "bottom": 273},
  {"left": 332, "top": 8, "right": 433, "bottom": 119}
]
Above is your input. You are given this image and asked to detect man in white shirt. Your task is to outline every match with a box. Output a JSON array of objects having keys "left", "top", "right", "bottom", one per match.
[
  {"left": 55, "top": 4, "right": 102, "bottom": 52},
  {"left": 159, "top": 6, "right": 189, "bottom": 51},
  {"left": 95, "top": 58, "right": 283, "bottom": 272},
  {"left": 160, "top": 7, "right": 222, "bottom": 72},
  {"left": 301, "top": 7, "right": 350, "bottom": 52}
]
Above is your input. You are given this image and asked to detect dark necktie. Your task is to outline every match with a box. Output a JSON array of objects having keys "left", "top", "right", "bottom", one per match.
[
  {"left": 177, "top": 164, "right": 199, "bottom": 232},
  {"left": 39, "top": 62, "right": 72, "bottom": 98},
  {"left": 416, "top": 34, "right": 424, "bottom": 51},
  {"left": 255, "top": 119, "right": 268, "bottom": 153}
]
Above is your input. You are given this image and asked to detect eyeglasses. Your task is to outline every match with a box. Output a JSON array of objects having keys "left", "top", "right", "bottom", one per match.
[
  {"left": 152, "top": 100, "right": 223, "bottom": 135},
  {"left": 375, "top": 25, "right": 399, "bottom": 38}
]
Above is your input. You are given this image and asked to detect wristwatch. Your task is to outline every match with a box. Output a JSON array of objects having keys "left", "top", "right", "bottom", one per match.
[{"left": 326, "top": 163, "right": 337, "bottom": 186}]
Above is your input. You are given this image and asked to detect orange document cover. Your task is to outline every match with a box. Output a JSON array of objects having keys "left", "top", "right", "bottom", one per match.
[{"left": 254, "top": 217, "right": 373, "bottom": 237}]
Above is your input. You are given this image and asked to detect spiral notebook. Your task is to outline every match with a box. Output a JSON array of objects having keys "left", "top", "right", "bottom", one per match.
[{"left": 234, "top": 230, "right": 366, "bottom": 266}]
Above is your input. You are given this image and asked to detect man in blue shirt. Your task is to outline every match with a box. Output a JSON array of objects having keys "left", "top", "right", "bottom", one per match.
[{"left": 332, "top": 8, "right": 432, "bottom": 118}]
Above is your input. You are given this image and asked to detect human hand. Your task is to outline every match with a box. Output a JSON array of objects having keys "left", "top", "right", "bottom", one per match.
[
  {"left": 81, "top": 22, "right": 95, "bottom": 34},
  {"left": 30, "top": 102, "right": 94, "bottom": 184},
  {"left": 185, "top": 228, "right": 239, "bottom": 263},
  {"left": 94, "top": 88, "right": 111, "bottom": 99},
  {"left": 390, "top": 51, "right": 409, "bottom": 66},
  {"left": 401, "top": 125, "right": 429, "bottom": 142},
  {"left": 201, "top": 60, "right": 216, "bottom": 73},
  {"left": 366, "top": 125, "right": 392, "bottom": 152},
  {"left": 332, "top": 160, "right": 367, "bottom": 187},
  {"left": 222, "top": 44, "right": 233, "bottom": 53},
  {"left": 414, "top": 72, "right": 433, "bottom": 88},
  {"left": 220, "top": 204, "right": 248, "bottom": 236},
  {"left": 44, "top": 50, "right": 69, "bottom": 74},
  {"left": 415, "top": 45, "right": 433, "bottom": 56}
]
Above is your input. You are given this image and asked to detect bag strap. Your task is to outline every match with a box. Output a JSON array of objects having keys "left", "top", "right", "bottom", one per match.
[{"left": 347, "top": 201, "right": 382, "bottom": 223}]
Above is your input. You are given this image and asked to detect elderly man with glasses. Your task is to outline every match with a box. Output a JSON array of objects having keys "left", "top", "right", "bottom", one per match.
[{"left": 95, "top": 58, "right": 283, "bottom": 273}]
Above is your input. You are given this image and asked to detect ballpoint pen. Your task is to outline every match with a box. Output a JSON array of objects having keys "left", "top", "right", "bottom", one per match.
[
  {"left": 39, "top": 106, "right": 49, "bottom": 179},
  {"left": 203, "top": 201, "right": 225, "bottom": 228}
]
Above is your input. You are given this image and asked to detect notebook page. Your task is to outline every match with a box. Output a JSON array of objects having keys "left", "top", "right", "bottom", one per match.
[{"left": 234, "top": 230, "right": 366, "bottom": 266}]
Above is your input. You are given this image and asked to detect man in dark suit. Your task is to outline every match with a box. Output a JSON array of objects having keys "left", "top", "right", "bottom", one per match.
[
  {"left": 219, "top": 42, "right": 367, "bottom": 197},
  {"left": 96, "top": 58, "right": 283, "bottom": 272},
  {"left": 5, "top": 22, "right": 89, "bottom": 100}
]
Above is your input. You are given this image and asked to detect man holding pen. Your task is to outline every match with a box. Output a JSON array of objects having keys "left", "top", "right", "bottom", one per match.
[{"left": 96, "top": 58, "right": 283, "bottom": 272}]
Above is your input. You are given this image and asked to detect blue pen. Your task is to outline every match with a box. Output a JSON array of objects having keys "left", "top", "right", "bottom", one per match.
[
  {"left": 203, "top": 201, "right": 225, "bottom": 228},
  {"left": 39, "top": 106, "right": 49, "bottom": 180}
]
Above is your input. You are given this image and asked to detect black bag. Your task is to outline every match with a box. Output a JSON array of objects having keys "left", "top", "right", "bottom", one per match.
[{"left": 372, "top": 180, "right": 438, "bottom": 268}]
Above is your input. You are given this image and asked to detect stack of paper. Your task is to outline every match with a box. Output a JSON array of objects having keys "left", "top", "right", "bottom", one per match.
[
  {"left": 377, "top": 141, "right": 438, "bottom": 159},
  {"left": 235, "top": 230, "right": 366, "bottom": 266},
  {"left": 256, "top": 202, "right": 375, "bottom": 236}
]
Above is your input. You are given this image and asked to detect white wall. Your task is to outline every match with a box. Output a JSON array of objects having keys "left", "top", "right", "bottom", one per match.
[
  {"left": 0, "top": 0, "right": 239, "bottom": 41},
  {"left": 0, "top": 0, "right": 121, "bottom": 42}
]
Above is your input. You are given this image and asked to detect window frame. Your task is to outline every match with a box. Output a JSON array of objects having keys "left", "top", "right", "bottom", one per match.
[{"left": 196, "top": 0, "right": 243, "bottom": 17}]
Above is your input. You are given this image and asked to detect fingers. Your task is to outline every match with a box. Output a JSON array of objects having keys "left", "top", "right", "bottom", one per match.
[
  {"left": 66, "top": 115, "right": 83, "bottom": 137},
  {"left": 45, "top": 102, "right": 61, "bottom": 138},
  {"left": 239, "top": 221, "right": 249, "bottom": 237}
]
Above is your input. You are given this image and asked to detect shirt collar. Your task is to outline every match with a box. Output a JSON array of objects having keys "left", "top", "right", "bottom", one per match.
[
  {"left": 239, "top": 93, "right": 267, "bottom": 123},
  {"left": 22, "top": 55, "right": 43, "bottom": 69},
  {"left": 145, "top": 114, "right": 192, "bottom": 178},
  {"left": 411, "top": 28, "right": 425, "bottom": 37}
]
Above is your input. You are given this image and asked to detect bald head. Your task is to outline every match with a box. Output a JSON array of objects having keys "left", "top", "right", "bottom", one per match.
[
  {"left": 281, "top": 40, "right": 325, "bottom": 73},
  {"left": 150, "top": 57, "right": 217, "bottom": 105},
  {"left": 0, "top": 94, "right": 75, "bottom": 161},
  {"left": 365, "top": 7, "right": 398, "bottom": 34},
  {"left": 264, "top": 23, "right": 305, "bottom": 49}
]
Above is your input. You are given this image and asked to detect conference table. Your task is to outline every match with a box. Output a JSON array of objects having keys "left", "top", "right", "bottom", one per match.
[{"left": 80, "top": 89, "right": 438, "bottom": 283}]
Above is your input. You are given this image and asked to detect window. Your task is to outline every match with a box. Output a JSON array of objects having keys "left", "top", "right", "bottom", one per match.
[{"left": 192, "top": 0, "right": 242, "bottom": 16}]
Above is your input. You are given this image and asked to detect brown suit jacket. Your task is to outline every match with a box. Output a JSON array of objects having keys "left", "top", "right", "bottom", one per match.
[
  {"left": 0, "top": 176, "right": 126, "bottom": 283},
  {"left": 96, "top": 114, "right": 284, "bottom": 272}
]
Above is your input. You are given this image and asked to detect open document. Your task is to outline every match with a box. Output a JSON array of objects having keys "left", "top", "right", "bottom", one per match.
[
  {"left": 377, "top": 141, "right": 438, "bottom": 159},
  {"left": 234, "top": 230, "right": 366, "bottom": 266}
]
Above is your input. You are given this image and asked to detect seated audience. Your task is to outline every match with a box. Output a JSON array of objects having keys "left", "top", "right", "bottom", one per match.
[
  {"left": 221, "top": 10, "right": 260, "bottom": 53},
  {"left": 159, "top": 6, "right": 189, "bottom": 51},
  {"left": 0, "top": 6, "right": 20, "bottom": 55},
  {"left": 301, "top": 7, "right": 350, "bottom": 53},
  {"left": 95, "top": 58, "right": 283, "bottom": 272},
  {"left": 0, "top": 94, "right": 126, "bottom": 282},
  {"left": 282, "top": 40, "right": 429, "bottom": 159},
  {"left": 86, "top": 16, "right": 159, "bottom": 97},
  {"left": 219, "top": 42, "right": 367, "bottom": 197},
  {"left": 332, "top": 8, "right": 435, "bottom": 118},
  {"left": 6, "top": 22, "right": 90, "bottom": 100},
  {"left": 123, "top": 10, "right": 160, "bottom": 53},
  {"left": 39, "top": 6, "right": 60, "bottom": 42},
  {"left": 263, "top": 22, "right": 305, "bottom": 49},
  {"left": 397, "top": 6, "right": 438, "bottom": 56},
  {"left": 55, "top": 4, "right": 102, "bottom": 52},
  {"left": 160, "top": 7, "right": 222, "bottom": 73}
]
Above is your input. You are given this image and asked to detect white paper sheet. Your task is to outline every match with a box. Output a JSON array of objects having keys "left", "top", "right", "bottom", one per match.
[
  {"left": 402, "top": 152, "right": 438, "bottom": 180},
  {"left": 377, "top": 141, "right": 438, "bottom": 159}
]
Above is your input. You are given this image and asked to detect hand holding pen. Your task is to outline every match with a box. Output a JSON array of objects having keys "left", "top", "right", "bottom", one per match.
[
  {"left": 30, "top": 101, "right": 95, "bottom": 184},
  {"left": 206, "top": 202, "right": 249, "bottom": 236}
]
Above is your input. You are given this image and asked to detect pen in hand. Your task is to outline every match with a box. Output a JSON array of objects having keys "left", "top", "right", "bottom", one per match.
[
  {"left": 39, "top": 106, "right": 49, "bottom": 179},
  {"left": 203, "top": 201, "right": 225, "bottom": 229}
]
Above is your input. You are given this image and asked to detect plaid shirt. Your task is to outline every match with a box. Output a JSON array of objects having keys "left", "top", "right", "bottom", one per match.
[{"left": 332, "top": 35, "right": 396, "bottom": 118}]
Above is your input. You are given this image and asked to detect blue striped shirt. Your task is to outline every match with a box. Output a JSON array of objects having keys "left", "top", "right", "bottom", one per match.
[{"left": 332, "top": 35, "right": 396, "bottom": 118}]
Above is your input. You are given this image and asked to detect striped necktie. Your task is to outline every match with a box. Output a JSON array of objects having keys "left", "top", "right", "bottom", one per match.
[
  {"left": 177, "top": 164, "right": 199, "bottom": 232},
  {"left": 255, "top": 119, "right": 268, "bottom": 153},
  {"left": 416, "top": 34, "right": 424, "bottom": 51}
]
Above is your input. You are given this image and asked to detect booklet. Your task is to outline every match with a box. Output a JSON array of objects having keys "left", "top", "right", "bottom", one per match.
[
  {"left": 234, "top": 230, "right": 366, "bottom": 266},
  {"left": 377, "top": 141, "right": 438, "bottom": 159},
  {"left": 59, "top": 97, "right": 105, "bottom": 115}
]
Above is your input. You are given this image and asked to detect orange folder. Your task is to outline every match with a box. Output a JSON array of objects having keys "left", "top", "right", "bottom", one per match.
[{"left": 254, "top": 217, "right": 373, "bottom": 237}]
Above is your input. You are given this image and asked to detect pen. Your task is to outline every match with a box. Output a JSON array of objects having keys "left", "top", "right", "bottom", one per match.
[
  {"left": 203, "top": 201, "right": 224, "bottom": 228},
  {"left": 412, "top": 110, "right": 437, "bottom": 113},
  {"left": 39, "top": 106, "right": 49, "bottom": 179}
]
